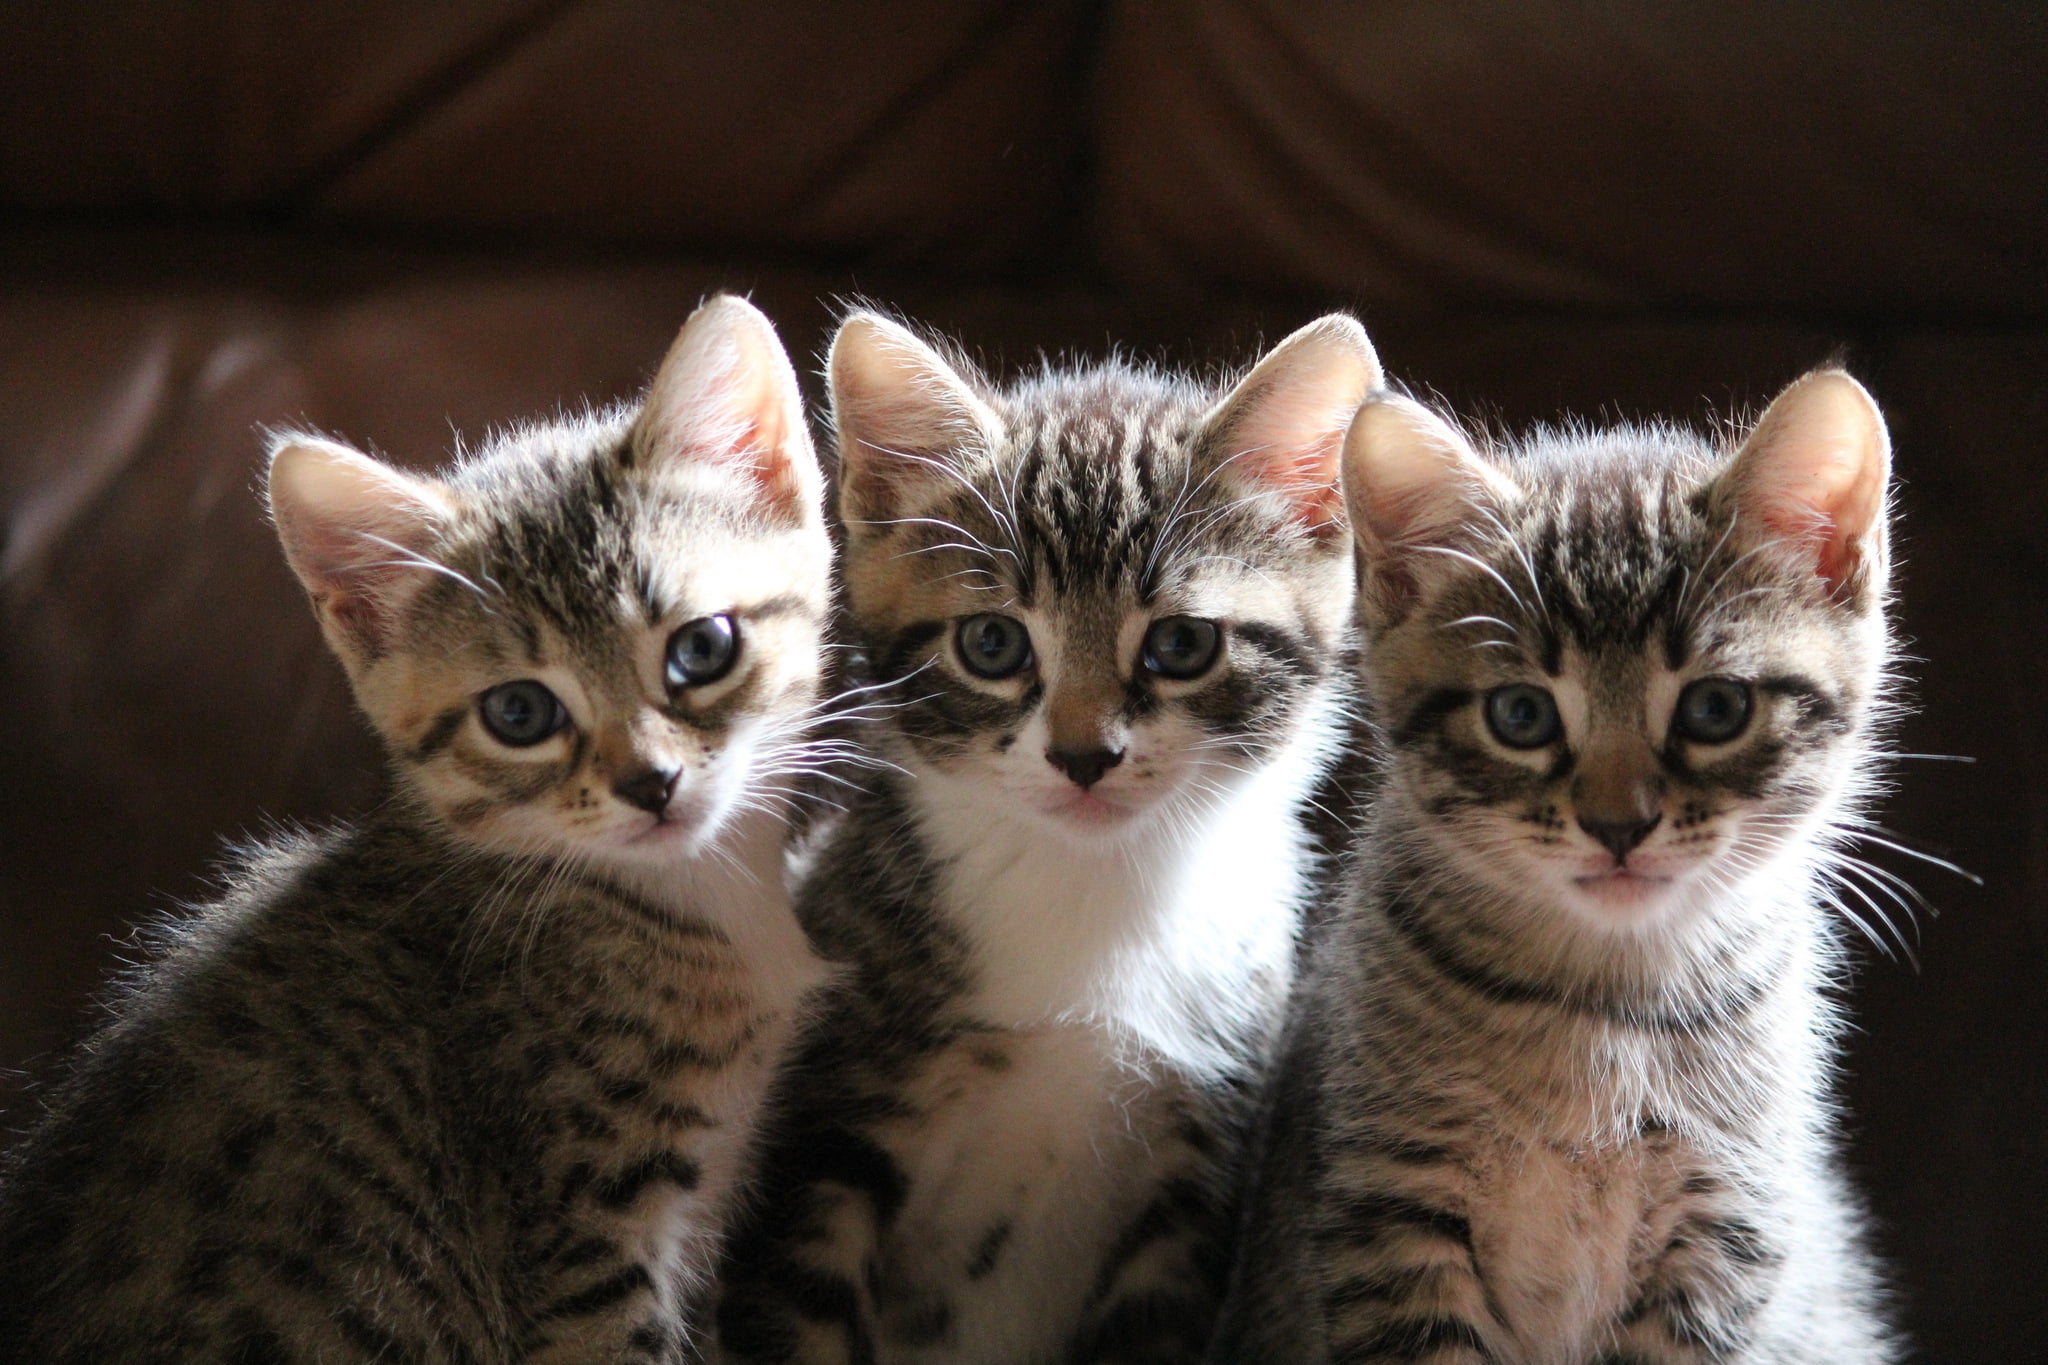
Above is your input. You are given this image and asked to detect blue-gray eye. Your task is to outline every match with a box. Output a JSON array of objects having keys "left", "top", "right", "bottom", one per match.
[
  {"left": 1674, "top": 677, "right": 1752, "bottom": 744},
  {"left": 1142, "top": 616, "right": 1222, "bottom": 680},
  {"left": 479, "top": 680, "right": 566, "bottom": 747},
  {"left": 956, "top": 614, "right": 1032, "bottom": 679},
  {"left": 1485, "top": 684, "right": 1562, "bottom": 748},
  {"left": 667, "top": 614, "right": 738, "bottom": 688}
]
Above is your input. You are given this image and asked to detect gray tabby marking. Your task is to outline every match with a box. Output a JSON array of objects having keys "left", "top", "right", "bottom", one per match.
[
  {"left": 1217, "top": 373, "right": 1907, "bottom": 1364},
  {"left": 715, "top": 311, "right": 1378, "bottom": 1363},
  {"left": 0, "top": 296, "right": 836, "bottom": 1363}
]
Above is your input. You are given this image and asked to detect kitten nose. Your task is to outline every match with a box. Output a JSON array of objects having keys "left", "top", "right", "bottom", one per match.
[
  {"left": 1578, "top": 812, "right": 1662, "bottom": 861},
  {"left": 1046, "top": 746, "right": 1124, "bottom": 790},
  {"left": 612, "top": 764, "right": 680, "bottom": 815}
]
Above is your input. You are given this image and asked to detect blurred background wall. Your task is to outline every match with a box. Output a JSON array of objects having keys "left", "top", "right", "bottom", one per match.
[{"left": 2, "top": 4, "right": 2042, "bottom": 1357}]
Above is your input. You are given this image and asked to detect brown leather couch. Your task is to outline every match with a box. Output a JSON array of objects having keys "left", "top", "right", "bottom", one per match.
[{"left": 3, "top": 5, "right": 2040, "bottom": 1358}]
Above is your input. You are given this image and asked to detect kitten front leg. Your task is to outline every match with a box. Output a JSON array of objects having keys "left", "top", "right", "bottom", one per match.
[
  {"left": 1064, "top": 1169, "right": 1229, "bottom": 1364},
  {"left": 1592, "top": 1204, "right": 1781, "bottom": 1365},
  {"left": 1315, "top": 1147, "right": 1500, "bottom": 1365},
  {"left": 715, "top": 1144, "right": 890, "bottom": 1365},
  {"left": 522, "top": 1155, "right": 710, "bottom": 1364}
]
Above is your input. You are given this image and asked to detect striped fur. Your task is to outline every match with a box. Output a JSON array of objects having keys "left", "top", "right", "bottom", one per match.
[
  {"left": 1217, "top": 375, "right": 1907, "bottom": 1364},
  {"left": 0, "top": 297, "right": 836, "bottom": 1362},
  {"left": 714, "top": 312, "right": 1378, "bottom": 1363}
]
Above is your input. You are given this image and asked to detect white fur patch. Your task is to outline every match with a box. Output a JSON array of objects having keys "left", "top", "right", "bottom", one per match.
[{"left": 910, "top": 694, "right": 1338, "bottom": 1082}]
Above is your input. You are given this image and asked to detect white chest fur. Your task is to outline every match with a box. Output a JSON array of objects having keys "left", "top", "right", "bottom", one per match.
[
  {"left": 861, "top": 724, "right": 1329, "bottom": 1362},
  {"left": 910, "top": 717, "right": 1328, "bottom": 1082},
  {"left": 866, "top": 1024, "right": 1181, "bottom": 1364}
]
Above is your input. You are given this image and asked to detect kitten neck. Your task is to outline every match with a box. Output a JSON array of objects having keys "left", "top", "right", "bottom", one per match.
[{"left": 623, "top": 795, "right": 827, "bottom": 995}]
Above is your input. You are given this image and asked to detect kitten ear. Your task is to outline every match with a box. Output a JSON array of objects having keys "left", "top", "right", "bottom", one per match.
[
  {"left": 1714, "top": 369, "right": 1891, "bottom": 605},
  {"left": 1200, "top": 314, "right": 1382, "bottom": 537},
  {"left": 268, "top": 434, "right": 453, "bottom": 665},
  {"left": 829, "top": 310, "right": 1002, "bottom": 529},
  {"left": 1342, "top": 394, "right": 1521, "bottom": 625},
  {"left": 633, "top": 294, "right": 823, "bottom": 526}
]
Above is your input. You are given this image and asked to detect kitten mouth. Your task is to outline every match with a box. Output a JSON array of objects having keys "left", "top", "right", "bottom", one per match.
[
  {"left": 1044, "top": 788, "right": 1138, "bottom": 829},
  {"left": 623, "top": 796, "right": 714, "bottom": 848},
  {"left": 625, "top": 816, "right": 696, "bottom": 845},
  {"left": 1571, "top": 867, "right": 1673, "bottom": 908}
]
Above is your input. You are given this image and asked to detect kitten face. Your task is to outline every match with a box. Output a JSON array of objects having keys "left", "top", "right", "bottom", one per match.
[
  {"left": 831, "top": 314, "right": 1378, "bottom": 842},
  {"left": 1347, "top": 376, "right": 1892, "bottom": 931},
  {"left": 271, "top": 295, "right": 829, "bottom": 871},
  {"left": 869, "top": 510, "right": 1339, "bottom": 839},
  {"left": 361, "top": 462, "right": 826, "bottom": 865}
]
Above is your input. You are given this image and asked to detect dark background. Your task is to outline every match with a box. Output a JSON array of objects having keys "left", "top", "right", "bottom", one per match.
[{"left": 1, "top": 3, "right": 2041, "bottom": 1358}]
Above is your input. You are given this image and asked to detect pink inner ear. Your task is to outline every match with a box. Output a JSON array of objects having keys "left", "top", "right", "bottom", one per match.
[
  {"left": 732, "top": 416, "right": 811, "bottom": 518},
  {"left": 1726, "top": 371, "right": 1890, "bottom": 601},
  {"left": 1816, "top": 535, "right": 1860, "bottom": 594},
  {"left": 638, "top": 300, "right": 819, "bottom": 524},
  {"left": 1751, "top": 493, "right": 1852, "bottom": 591},
  {"left": 657, "top": 387, "right": 809, "bottom": 520},
  {"left": 1223, "top": 411, "right": 1348, "bottom": 534},
  {"left": 293, "top": 514, "right": 438, "bottom": 653},
  {"left": 1740, "top": 451, "right": 1884, "bottom": 599},
  {"left": 1811, "top": 504, "right": 1878, "bottom": 599},
  {"left": 1256, "top": 437, "right": 1345, "bottom": 531}
]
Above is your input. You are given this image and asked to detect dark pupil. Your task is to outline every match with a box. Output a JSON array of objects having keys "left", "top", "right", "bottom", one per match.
[
  {"left": 668, "top": 615, "right": 736, "bottom": 686},
  {"left": 681, "top": 626, "right": 720, "bottom": 669},
  {"left": 1145, "top": 616, "right": 1220, "bottom": 679},
  {"left": 481, "top": 681, "right": 559, "bottom": 746},
  {"left": 972, "top": 620, "right": 1007, "bottom": 661},
  {"left": 1680, "top": 679, "right": 1751, "bottom": 741},
  {"left": 1486, "top": 684, "right": 1559, "bottom": 748},
  {"left": 958, "top": 615, "right": 1028, "bottom": 678}
]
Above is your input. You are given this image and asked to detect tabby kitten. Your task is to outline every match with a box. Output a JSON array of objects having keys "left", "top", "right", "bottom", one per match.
[
  {"left": 714, "top": 312, "right": 1379, "bottom": 1363},
  {"left": 1216, "top": 372, "right": 1905, "bottom": 1363},
  {"left": 0, "top": 296, "right": 835, "bottom": 1363}
]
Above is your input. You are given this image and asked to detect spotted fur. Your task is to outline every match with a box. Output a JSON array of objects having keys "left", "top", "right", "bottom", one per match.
[
  {"left": 0, "top": 297, "right": 836, "bottom": 1363},
  {"left": 714, "top": 311, "right": 1379, "bottom": 1364},
  {"left": 1216, "top": 374, "right": 1907, "bottom": 1364}
]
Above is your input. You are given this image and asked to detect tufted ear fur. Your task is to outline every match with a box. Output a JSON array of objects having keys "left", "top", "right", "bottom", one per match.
[
  {"left": 1342, "top": 393, "right": 1522, "bottom": 627},
  {"left": 268, "top": 435, "right": 453, "bottom": 669},
  {"left": 633, "top": 293, "right": 823, "bottom": 527},
  {"left": 829, "top": 310, "right": 1003, "bottom": 531},
  {"left": 1199, "top": 313, "right": 1382, "bottom": 539},
  {"left": 1711, "top": 369, "right": 1891, "bottom": 608}
]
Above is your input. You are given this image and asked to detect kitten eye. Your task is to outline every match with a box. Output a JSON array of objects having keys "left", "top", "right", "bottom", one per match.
[
  {"left": 1673, "top": 677, "right": 1753, "bottom": 744},
  {"left": 479, "top": 680, "right": 567, "bottom": 747},
  {"left": 956, "top": 614, "right": 1032, "bottom": 680},
  {"left": 667, "top": 614, "right": 739, "bottom": 688},
  {"left": 1485, "top": 684, "right": 1562, "bottom": 749},
  {"left": 1142, "top": 616, "right": 1222, "bottom": 681}
]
